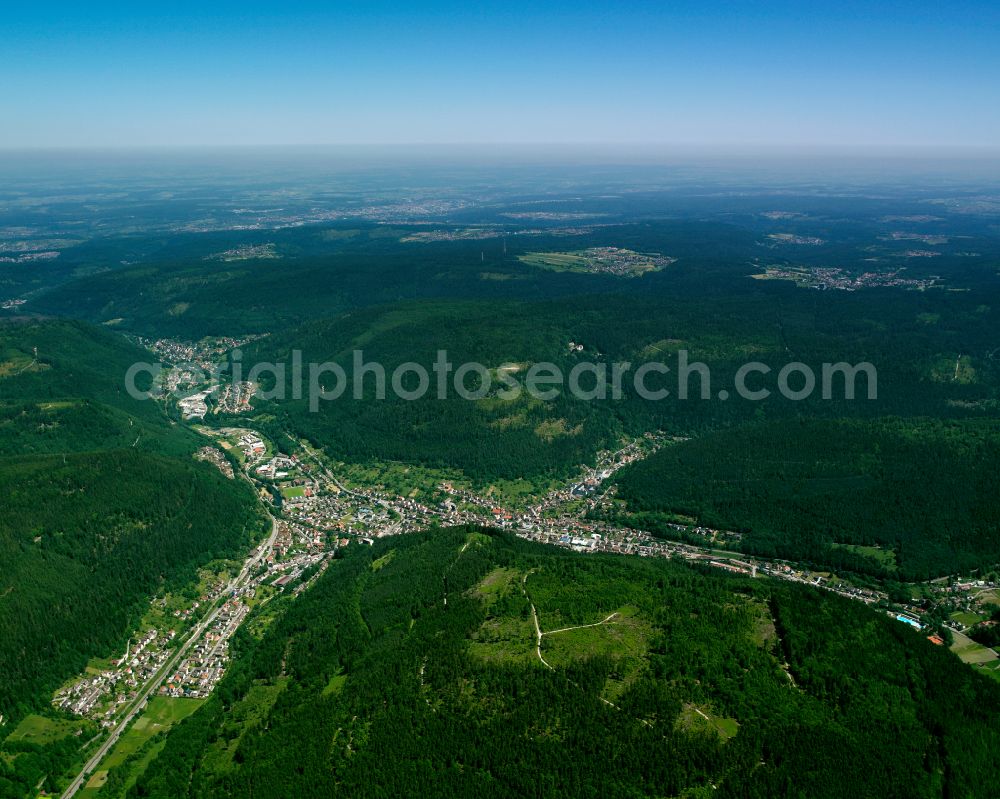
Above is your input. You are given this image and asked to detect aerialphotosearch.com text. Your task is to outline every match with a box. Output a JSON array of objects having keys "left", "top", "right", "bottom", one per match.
[{"left": 125, "top": 349, "right": 878, "bottom": 411}]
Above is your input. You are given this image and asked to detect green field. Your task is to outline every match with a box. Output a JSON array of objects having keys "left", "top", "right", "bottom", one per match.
[
  {"left": 77, "top": 697, "right": 205, "bottom": 799},
  {"left": 831, "top": 543, "right": 898, "bottom": 570},
  {"left": 677, "top": 703, "right": 740, "bottom": 741},
  {"left": 102, "top": 697, "right": 204, "bottom": 770},
  {"left": 519, "top": 251, "right": 594, "bottom": 272},
  {"left": 5, "top": 714, "right": 87, "bottom": 746},
  {"left": 951, "top": 610, "right": 986, "bottom": 629},
  {"left": 950, "top": 631, "right": 999, "bottom": 666}
]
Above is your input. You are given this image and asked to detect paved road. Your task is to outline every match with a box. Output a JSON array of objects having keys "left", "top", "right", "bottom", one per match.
[{"left": 60, "top": 516, "right": 278, "bottom": 799}]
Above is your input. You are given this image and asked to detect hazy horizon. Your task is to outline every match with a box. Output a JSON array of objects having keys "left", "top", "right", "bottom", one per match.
[{"left": 3, "top": 145, "right": 1000, "bottom": 190}]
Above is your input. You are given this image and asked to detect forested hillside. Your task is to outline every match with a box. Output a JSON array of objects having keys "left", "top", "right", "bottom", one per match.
[
  {"left": 24, "top": 209, "right": 1000, "bottom": 340},
  {"left": 246, "top": 280, "right": 1000, "bottom": 487},
  {"left": 0, "top": 320, "right": 265, "bottom": 736},
  {"left": 0, "top": 319, "right": 197, "bottom": 455},
  {"left": 4, "top": 141, "right": 1000, "bottom": 799},
  {"left": 23, "top": 220, "right": 757, "bottom": 337},
  {"left": 124, "top": 529, "right": 1000, "bottom": 798},
  {"left": 613, "top": 417, "right": 1000, "bottom": 579},
  {"left": 0, "top": 451, "right": 260, "bottom": 722}
]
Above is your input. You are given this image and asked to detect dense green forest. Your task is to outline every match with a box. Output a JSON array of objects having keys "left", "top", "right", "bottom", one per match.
[
  {"left": 25, "top": 220, "right": 759, "bottom": 337},
  {"left": 244, "top": 279, "right": 1000, "bottom": 483},
  {"left": 24, "top": 207, "right": 1000, "bottom": 338},
  {"left": 0, "top": 320, "right": 197, "bottom": 456},
  {"left": 613, "top": 417, "right": 1000, "bottom": 579},
  {"left": 116, "top": 528, "right": 1000, "bottom": 798},
  {"left": 0, "top": 319, "right": 266, "bottom": 792},
  {"left": 0, "top": 451, "right": 260, "bottom": 722},
  {"left": 214, "top": 257, "right": 1000, "bottom": 579}
]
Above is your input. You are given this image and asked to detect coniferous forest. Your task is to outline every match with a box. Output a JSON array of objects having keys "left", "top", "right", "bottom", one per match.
[
  {"left": 127, "top": 529, "right": 1000, "bottom": 798},
  {"left": 0, "top": 321, "right": 266, "bottom": 796}
]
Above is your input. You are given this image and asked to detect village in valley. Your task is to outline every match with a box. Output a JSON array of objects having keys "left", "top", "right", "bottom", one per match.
[
  {"left": 152, "top": 336, "right": 1000, "bottom": 659},
  {"left": 53, "top": 508, "right": 330, "bottom": 725},
  {"left": 44, "top": 334, "right": 1000, "bottom": 796}
]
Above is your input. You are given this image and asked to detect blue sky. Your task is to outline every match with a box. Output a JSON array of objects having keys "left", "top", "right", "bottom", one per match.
[{"left": 3, "top": 1, "right": 999, "bottom": 148}]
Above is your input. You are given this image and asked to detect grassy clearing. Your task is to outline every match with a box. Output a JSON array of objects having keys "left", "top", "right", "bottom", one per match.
[
  {"left": 467, "top": 625, "right": 536, "bottom": 665},
  {"left": 637, "top": 338, "right": 685, "bottom": 358},
  {"left": 950, "top": 631, "right": 999, "bottom": 666},
  {"left": 322, "top": 673, "right": 347, "bottom": 697},
  {"left": 677, "top": 704, "right": 740, "bottom": 741},
  {"left": 84, "top": 656, "right": 118, "bottom": 676},
  {"left": 472, "top": 567, "right": 520, "bottom": 606},
  {"left": 5, "top": 714, "right": 86, "bottom": 746},
  {"left": 541, "top": 609, "right": 651, "bottom": 702},
  {"left": 479, "top": 271, "right": 518, "bottom": 281},
  {"left": 0, "top": 353, "right": 48, "bottom": 378},
  {"left": 468, "top": 567, "right": 537, "bottom": 664},
  {"left": 831, "top": 543, "right": 898, "bottom": 570},
  {"left": 930, "top": 354, "right": 977, "bottom": 384},
  {"left": 37, "top": 400, "right": 75, "bottom": 411},
  {"left": 749, "top": 599, "right": 778, "bottom": 648},
  {"left": 519, "top": 251, "right": 592, "bottom": 272},
  {"left": 371, "top": 551, "right": 396, "bottom": 571},
  {"left": 468, "top": 589, "right": 537, "bottom": 667},
  {"left": 461, "top": 531, "right": 492, "bottom": 553},
  {"left": 975, "top": 660, "right": 1000, "bottom": 682},
  {"left": 199, "top": 679, "right": 288, "bottom": 773},
  {"left": 542, "top": 608, "right": 650, "bottom": 667},
  {"left": 950, "top": 610, "right": 985, "bottom": 628},
  {"left": 534, "top": 418, "right": 582, "bottom": 441},
  {"left": 100, "top": 698, "right": 204, "bottom": 770}
]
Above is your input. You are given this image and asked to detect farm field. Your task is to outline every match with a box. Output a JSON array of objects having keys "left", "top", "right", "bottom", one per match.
[{"left": 78, "top": 697, "right": 204, "bottom": 798}]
